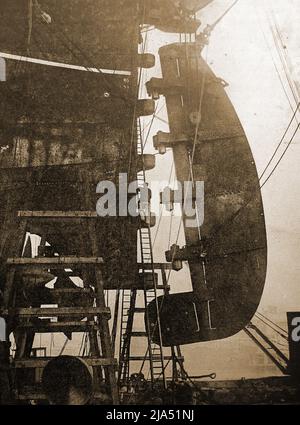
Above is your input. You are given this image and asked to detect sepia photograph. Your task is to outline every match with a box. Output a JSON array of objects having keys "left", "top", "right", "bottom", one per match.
[{"left": 0, "top": 0, "right": 299, "bottom": 410}]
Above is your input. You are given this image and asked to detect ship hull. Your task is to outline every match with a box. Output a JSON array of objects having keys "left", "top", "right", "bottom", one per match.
[{"left": 147, "top": 43, "right": 267, "bottom": 346}]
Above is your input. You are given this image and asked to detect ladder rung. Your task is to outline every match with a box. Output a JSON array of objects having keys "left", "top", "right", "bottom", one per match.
[
  {"left": 130, "top": 331, "right": 148, "bottom": 337},
  {"left": 48, "top": 288, "right": 95, "bottom": 296},
  {"left": 129, "top": 356, "right": 183, "bottom": 361}
]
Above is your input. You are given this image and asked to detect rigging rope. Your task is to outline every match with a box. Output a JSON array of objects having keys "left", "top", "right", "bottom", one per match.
[
  {"left": 256, "top": 311, "right": 288, "bottom": 336},
  {"left": 58, "top": 336, "right": 69, "bottom": 356},
  {"left": 27, "top": 0, "right": 33, "bottom": 54},
  {"left": 260, "top": 123, "right": 300, "bottom": 188},
  {"left": 142, "top": 102, "right": 160, "bottom": 150},
  {"left": 205, "top": 102, "right": 300, "bottom": 248},
  {"left": 271, "top": 11, "right": 299, "bottom": 100},
  {"left": 263, "top": 3, "right": 299, "bottom": 105},
  {"left": 254, "top": 3, "right": 299, "bottom": 118},
  {"left": 209, "top": 0, "right": 241, "bottom": 32},
  {"left": 259, "top": 103, "right": 300, "bottom": 181},
  {"left": 254, "top": 314, "right": 288, "bottom": 341},
  {"left": 141, "top": 104, "right": 165, "bottom": 136}
]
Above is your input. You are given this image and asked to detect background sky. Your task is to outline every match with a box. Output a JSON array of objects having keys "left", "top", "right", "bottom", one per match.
[{"left": 139, "top": 0, "right": 300, "bottom": 379}]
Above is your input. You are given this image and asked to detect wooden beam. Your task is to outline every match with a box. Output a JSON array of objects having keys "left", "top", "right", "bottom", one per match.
[
  {"left": 17, "top": 321, "right": 99, "bottom": 333},
  {"left": 1, "top": 307, "right": 110, "bottom": 317},
  {"left": 138, "top": 262, "right": 173, "bottom": 270},
  {"left": 18, "top": 211, "right": 99, "bottom": 219},
  {"left": 7, "top": 256, "right": 104, "bottom": 267},
  {"left": 16, "top": 391, "right": 112, "bottom": 401},
  {"left": 13, "top": 357, "right": 117, "bottom": 369},
  {"left": 129, "top": 356, "right": 183, "bottom": 361},
  {"left": 48, "top": 288, "right": 95, "bottom": 295}
]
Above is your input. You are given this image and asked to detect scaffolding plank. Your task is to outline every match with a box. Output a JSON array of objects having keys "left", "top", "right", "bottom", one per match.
[
  {"left": 138, "top": 263, "right": 173, "bottom": 270},
  {"left": 17, "top": 321, "right": 99, "bottom": 332},
  {"left": 13, "top": 357, "right": 117, "bottom": 369},
  {"left": 16, "top": 391, "right": 111, "bottom": 402},
  {"left": 129, "top": 356, "right": 183, "bottom": 361},
  {"left": 48, "top": 288, "right": 95, "bottom": 296},
  {"left": 1, "top": 307, "right": 110, "bottom": 317},
  {"left": 18, "top": 210, "right": 98, "bottom": 219},
  {"left": 7, "top": 256, "right": 104, "bottom": 267}
]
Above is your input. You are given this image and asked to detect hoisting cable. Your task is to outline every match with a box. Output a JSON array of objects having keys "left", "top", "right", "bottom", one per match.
[
  {"left": 246, "top": 322, "right": 289, "bottom": 364},
  {"left": 199, "top": 0, "right": 241, "bottom": 41},
  {"left": 260, "top": 103, "right": 300, "bottom": 181},
  {"left": 58, "top": 336, "right": 69, "bottom": 356},
  {"left": 142, "top": 101, "right": 163, "bottom": 150},
  {"left": 27, "top": 0, "right": 33, "bottom": 54},
  {"left": 256, "top": 1, "right": 299, "bottom": 110},
  {"left": 256, "top": 311, "right": 288, "bottom": 336},
  {"left": 272, "top": 19, "right": 297, "bottom": 93},
  {"left": 243, "top": 326, "right": 287, "bottom": 374},
  {"left": 260, "top": 123, "right": 300, "bottom": 188},
  {"left": 141, "top": 103, "right": 165, "bottom": 136},
  {"left": 254, "top": 314, "right": 288, "bottom": 341},
  {"left": 205, "top": 102, "right": 300, "bottom": 248},
  {"left": 209, "top": 0, "right": 240, "bottom": 31},
  {"left": 253, "top": 2, "right": 299, "bottom": 117}
]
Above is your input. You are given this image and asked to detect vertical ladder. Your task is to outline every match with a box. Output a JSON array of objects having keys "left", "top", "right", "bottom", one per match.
[
  {"left": 118, "top": 289, "right": 137, "bottom": 383},
  {"left": 139, "top": 226, "right": 166, "bottom": 387},
  {"left": 137, "top": 118, "right": 166, "bottom": 387},
  {"left": 118, "top": 119, "right": 167, "bottom": 387}
]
